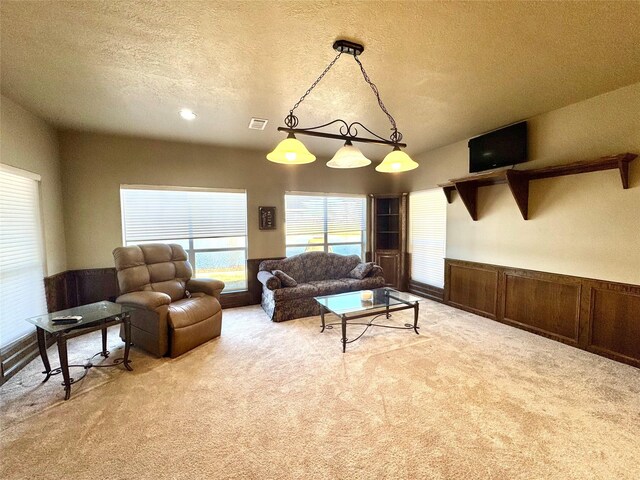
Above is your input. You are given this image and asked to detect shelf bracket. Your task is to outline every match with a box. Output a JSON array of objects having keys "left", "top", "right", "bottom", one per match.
[
  {"left": 453, "top": 181, "right": 478, "bottom": 221},
  {"left": 618, "top": 158, "right": 630, "bottom": 189},
  {"left": 505, "top": 170, "right": 530, "bottom": 220},
  {"left": 442, "top": 185, "right": 455, "bottom": 204}
]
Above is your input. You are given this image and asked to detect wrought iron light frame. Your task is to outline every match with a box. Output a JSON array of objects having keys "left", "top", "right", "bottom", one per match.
[{"left": 277, "top": 40, "right": 407, "bottom": 150}]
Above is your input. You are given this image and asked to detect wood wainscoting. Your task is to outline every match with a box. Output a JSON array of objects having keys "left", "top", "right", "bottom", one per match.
[{"left": 444, "top": 259, "right": 640, "bottom": 368}]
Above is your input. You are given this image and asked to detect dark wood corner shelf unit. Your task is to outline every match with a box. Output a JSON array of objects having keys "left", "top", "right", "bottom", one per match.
[
  {"left": 438, "top": 153, "right": 637, "bottom": 221},
  {"left": 369, "top": 193, "right": 408, "bottom": 290}
]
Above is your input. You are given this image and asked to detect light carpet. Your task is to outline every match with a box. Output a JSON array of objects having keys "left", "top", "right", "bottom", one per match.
[{"left": 1, "top": 300, "right": 639, "bottom": 479}]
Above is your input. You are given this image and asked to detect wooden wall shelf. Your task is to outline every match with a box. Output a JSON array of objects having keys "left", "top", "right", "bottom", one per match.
[{"left": 438, "top": 153, "right": 637, "bottom": 220}]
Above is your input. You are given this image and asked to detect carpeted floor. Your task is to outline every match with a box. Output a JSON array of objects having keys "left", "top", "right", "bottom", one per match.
[{"left": 1, "top": 300, "right": 639, "bottom": 479}]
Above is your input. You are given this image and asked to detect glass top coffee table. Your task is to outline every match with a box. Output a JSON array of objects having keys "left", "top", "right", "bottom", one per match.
[{"left": 314, "top": 288, "right": 424, "bottom": 352}]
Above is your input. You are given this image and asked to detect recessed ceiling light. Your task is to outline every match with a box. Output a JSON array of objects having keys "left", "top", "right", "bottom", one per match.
[{"left": 180, "top": 109, "right": 197, "bottom": 120}]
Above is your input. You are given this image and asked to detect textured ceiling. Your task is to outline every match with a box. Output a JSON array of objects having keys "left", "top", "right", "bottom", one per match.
[{"left": 2, "top": 1, "right": 640, "bottom": 159}]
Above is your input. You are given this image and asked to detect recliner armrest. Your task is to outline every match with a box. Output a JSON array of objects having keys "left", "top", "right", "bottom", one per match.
[
  {"left": 187, "top": 278, "right": 225, "bottom": 300},
  {"left": 257, "top": 271, "right": 281, "bottom": 290},
  {"left": 116, "top": 291, "right": 171, "bottom": 311}
]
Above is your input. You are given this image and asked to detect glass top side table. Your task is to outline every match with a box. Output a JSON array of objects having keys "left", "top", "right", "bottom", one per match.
[{"left": 25, "top": 301, "right": 136, "bottom": 400}]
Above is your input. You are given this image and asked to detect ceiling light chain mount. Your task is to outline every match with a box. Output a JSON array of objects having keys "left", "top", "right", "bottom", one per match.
[{"left": 267, "top": 39, "right": 418, "bottom": 172}]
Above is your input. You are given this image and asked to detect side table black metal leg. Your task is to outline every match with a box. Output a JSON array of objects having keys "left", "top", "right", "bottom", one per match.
[
  {"left": 341, "top": 315, "right": 347, "bottom": 353},
  {"left": 320, "top": 306, "right": 326, "bottom": 333},
  {"left": 123, "top": 314, "right": 133, "bottom": 371},
  {"left": 413, "top": 302, "right": 420, "bottom": 334},
  {"left": 57, "top": 335, "right": 72, "bottom": 400},
  {"left": 101, "top": 324, "right": 109, "bottom": 358},
  {"left": 36, "top": 327, "right": 52, "bottom": 382}
]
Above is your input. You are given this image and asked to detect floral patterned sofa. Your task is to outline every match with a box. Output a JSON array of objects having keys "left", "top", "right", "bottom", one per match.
[{"left": 258, "top": 251, "right": 385, "bottom": 322}]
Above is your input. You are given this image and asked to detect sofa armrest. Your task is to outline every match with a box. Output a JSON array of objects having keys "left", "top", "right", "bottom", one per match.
[
  {"left": 368, "top": 265, "right": 384, "bottom": 277},
  {"left": 257, "top": 270, "right": 281, "bottom": 290},
  {"left": 187, "top": 278, "right": 225, "bottom": 300},
  {"left": 116, "top": 291, "right": 171, "bottom": 311}
]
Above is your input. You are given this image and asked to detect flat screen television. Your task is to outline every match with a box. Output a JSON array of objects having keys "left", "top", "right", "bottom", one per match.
[{"left": 468, "top": 121, "right": 528, "bottom": 173}]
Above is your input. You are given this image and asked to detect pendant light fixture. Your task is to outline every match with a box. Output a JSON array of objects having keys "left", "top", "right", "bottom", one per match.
[
  {"left": 376, "top": 147, "right": 419, "bottom": 172},
  {"left": 267, "top": 40, "right": 417, "bottom": 173},
  {"left": 266, "top": 133, "right": 316, "bottom": 164},
  {"left": 326, "top": 140, "right": 371, "bottom": 169}
]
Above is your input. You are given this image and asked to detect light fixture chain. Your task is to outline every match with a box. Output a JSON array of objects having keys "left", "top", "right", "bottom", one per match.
[
  {"left": 289, "top": 52, "right": 342, "bottom": 115},
  {"left": 353, "top": 55, "right": 402, "bottom": 143}
]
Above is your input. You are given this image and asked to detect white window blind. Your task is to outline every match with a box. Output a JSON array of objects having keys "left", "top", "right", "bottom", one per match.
[
  {"left": 284, "top": 195, "right": 326, "bottom": 236},
  {"left": 285, "top": 194, "right": 366, "bottom": 258},
  {"left": 409, "top": 188, "right": 447, "bottom": 288},
  {"left": 121, "top": 187, "right": 247, "bottom": 242},
  {"left": 0, "top": 165, "right": 46, "bottom": 348},
  {"left": 120, "top": 186, "right": 248, "bottom": 292}
]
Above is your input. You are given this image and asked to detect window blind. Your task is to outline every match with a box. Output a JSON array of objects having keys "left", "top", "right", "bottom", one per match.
[
  {"left": 285, "top": 194, "right": 366, "bottom": 237},
  {"left": 121, "top": 187, "right": 247, "bottom": 242},
  {"left": 0, "top": 166, "right": 46, "bottom": 348},
  {"left": 284, "top": 195, "right": 326, "bottom": 236},
  {"left": 409, "top": 189, "right": 447, "bottom": 288},
  {"left": 326, "top": 196, "right": 366, "bottom": 234}
]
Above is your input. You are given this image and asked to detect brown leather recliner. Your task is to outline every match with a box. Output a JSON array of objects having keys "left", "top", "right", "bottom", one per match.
[{"left": 112, "top": 243, "right": 224, "bottom": 358}]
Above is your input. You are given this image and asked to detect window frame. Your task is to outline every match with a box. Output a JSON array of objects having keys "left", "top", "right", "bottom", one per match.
[
  {"left": 284, "top": 192, "right": 367, "bottom": 258},
  {"left": 119, "top": 185, "right": 248, "bottom": 293}
]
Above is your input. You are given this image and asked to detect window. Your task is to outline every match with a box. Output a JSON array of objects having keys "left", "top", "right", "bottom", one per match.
[
  {"left": 409, "top": 189, "right": 447, "bottom": 288},
  {"left": 0, "top": 165, "right": 47, "bottom": 349},
  {"left": 285, "top": 193, "right": 366, "bottom": 258},
  {"left": 120, "top": 186, "right": 248, "bottom": 292}
]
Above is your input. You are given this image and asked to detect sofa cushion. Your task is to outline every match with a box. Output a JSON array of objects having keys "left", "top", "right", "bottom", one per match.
[
  {"left": 349, "top": 262, "right": 375, "bottom": 279},
  {"left": 273, "top": 283, "right": 319, "bottom": 301},
  {"left": 260, "top": 256, "right": 306, "bottom": 284},
  {"left": 308, "top": 279, "right": 350, "bottom": 296},
  {"left": 302, "top": 252, "right": 362, "bottom": 281},
  {"left": 272, "top": 269, "right": 297, "bottom": 287},
  {"left": 341, "top": 277, "right": 386, "bottom": 291}
]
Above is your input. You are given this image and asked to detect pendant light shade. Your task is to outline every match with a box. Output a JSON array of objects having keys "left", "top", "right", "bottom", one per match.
[
  {"left": 266, "top": 133, "right": 316, "bottom": 165},
  {"left": 326, "top": 141, "right": 372, "bottom": 169},
  {"left": 375, "top": 147, "right": 419, "bottom": 173}
]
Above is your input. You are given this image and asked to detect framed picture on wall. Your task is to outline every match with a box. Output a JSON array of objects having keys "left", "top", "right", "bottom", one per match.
[{"left": 259, "top": 206, "right": 276, "bottom": 230}]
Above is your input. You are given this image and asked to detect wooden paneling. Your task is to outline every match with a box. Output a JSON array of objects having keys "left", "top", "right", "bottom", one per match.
[
  {"left": 503, "top": 273, "right": 580, "bottom": 344},
  {"left": 589, "top": 287, "right": 640, "bottom": 364},
  {"left": 446, "top": 262, "right": 498, "bottom": 318},
  {"left": 408, "top": 279, "right": 444, "bottom": 303},
  {"left": 220, "top": 291, "right": 251, "bottom": 309},
  {"left": 75, "top": 268, "right": 119, "bottom": 304},
  {"left": 44, "top": 271, "right": 76, "bottom": 313},
  {"left": 376, "top": 252, "right": 399, "bottom": 288},
  {"left": 445, "top": 259, "right": 640, "bottom": 368}
]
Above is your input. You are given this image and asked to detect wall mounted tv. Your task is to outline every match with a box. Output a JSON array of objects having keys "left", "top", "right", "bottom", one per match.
[{"left": 468, "top": 121, "right": 528, "bottom": 173}]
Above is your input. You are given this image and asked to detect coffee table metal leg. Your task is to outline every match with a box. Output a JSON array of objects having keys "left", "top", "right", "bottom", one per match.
[
  {"left": 57, "top": 335, "right": 72, "bottom": 400},
  {"left": 320, "top": 306, "right": 326, "bottom": 333},
  {"left": 341, "top": 315, "right": 347, "bottom": 353},
  {"left": 123, "top": 314, "right": 133, "bottom": 371},
  {"left": 101, "top": 324, "right": 109, "bottom": 358},
  {"left": 413, "top": 302, "right": 420, "bottom": 334},
  {"left": 36, "top": 327, "right": 52, "bottom": 382}
]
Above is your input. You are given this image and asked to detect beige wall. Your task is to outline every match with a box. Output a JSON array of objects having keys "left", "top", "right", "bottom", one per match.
[
  {"left": 399, "top": 82, "right": 640, "bottom": 285},
  {"left": 59, "top": 131, "right": 390, "bottom": 269},
  {"left": 1, "top": 95, "right": 67, "bottom": 275}
]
